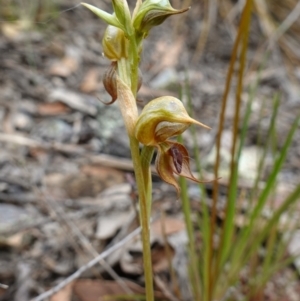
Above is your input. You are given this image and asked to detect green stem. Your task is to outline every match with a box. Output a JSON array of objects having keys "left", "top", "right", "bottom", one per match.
[
  {"left": 118, "top": 47, "right": 154, "bottom": 301},
  {"left": 141, "top": 145, "right": 155, "bottom": 219},
  {"left": 129, "top": 137, "right": 154, "bottom": 301},
  {"left": 128, "top": 34, "right": 140, "bottom": 97},
  {"left": 178, "top": 135, "right": 202, "bottom": 301}
]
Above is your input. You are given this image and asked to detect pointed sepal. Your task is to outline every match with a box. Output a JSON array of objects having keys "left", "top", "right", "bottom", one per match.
[
  {"left": 111, "top": 0, "right": 132, "bottom": 35},
  {"left": 133, "top": 0, "right": 189, "bottom": 36},
  {"left": 135, "top": 96, "right": 210, "bottom": 146},
  {"left": 81, "top": 3, "right": 125, "bottom": 31}
]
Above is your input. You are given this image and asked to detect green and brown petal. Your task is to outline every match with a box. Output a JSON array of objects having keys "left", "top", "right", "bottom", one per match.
[
  {"left": 133, "top": 0, "right": 189, "bottom": 37},
  {"left": 156, "top": 141, "right": 209, "bottom": 193},
  {"left": 135, "top": 96, "right": 212, "bottom": 192},
  {"left": 135, "top": 96, "right": 210, "bottom": 146}
]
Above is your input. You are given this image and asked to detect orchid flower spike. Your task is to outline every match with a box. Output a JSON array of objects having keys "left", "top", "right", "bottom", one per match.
[{"left": 135, "top": 96, "right": 211, "bottom": 192}]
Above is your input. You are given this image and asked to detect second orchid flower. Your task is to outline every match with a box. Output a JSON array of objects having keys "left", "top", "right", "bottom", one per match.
[{"left": 135, "top": 96, "right": 210, "bottom": 192}]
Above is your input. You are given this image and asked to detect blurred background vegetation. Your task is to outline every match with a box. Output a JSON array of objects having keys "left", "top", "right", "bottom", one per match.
[{"left": 1, "top": 0, "right": 300, "bottom": 300}]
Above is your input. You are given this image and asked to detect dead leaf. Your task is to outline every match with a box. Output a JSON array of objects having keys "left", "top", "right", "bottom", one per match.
[
  {"left": 50, "top": 283, "right": 73, "bottom": 301},
  {"left": 1, "top": 20, "right": 31, "bottom": 41},
  {"left": 80, "top": 69, "right": 100, "bottom": 93},
  {"left": 152, "top": 243, "right": 175, "bottom": 273},
  {"left": 119, "top": 238, "right": 175, "bottom": 275},
  {"left": 81, "top": 165, "right": 124, "bottom": 188},
  {"left": 49, "top": 89, "right": 98, "bottom": 116},
  {"left": 42, "top": 255, "right": 73, "bottom": 275},
  {"left": 96, "top": 210, "right": 134, "bottom": 240},
  {"left": 0, "top": 286, "right": 8, "bottom": 298},
  {"left": 4, "top": 233, "right": 24, "bottom": 249},
  {"left": 63, "top": 174, "right": 105, "bottom": 199},
  {"left": 42, "top": 173, "right": 68, "bottom": 198},
  {"left": 37, "top": 102, "right": 70, "bottom": 116},
  {"left": 73, "top": 279, "right": 165, "bottom": 301},
  {"left": 49, "top": 56, "right": 79, "bottom": 77},
  {"left": 151, "top": 217, "right": 185, "bottom": 237}
]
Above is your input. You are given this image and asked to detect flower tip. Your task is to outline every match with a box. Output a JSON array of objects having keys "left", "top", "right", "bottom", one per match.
[{"left": 193, "top": 120, "right": 211, "bottom": 130}]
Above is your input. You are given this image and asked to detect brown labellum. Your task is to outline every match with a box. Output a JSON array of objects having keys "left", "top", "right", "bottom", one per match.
[{"left": 169, "top": 145, "right": 183, "bottom": 173}]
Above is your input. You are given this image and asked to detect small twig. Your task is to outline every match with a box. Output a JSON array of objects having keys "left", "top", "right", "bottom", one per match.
[{"left": 30, "top": 226, "right": 141, "bottom": 301}]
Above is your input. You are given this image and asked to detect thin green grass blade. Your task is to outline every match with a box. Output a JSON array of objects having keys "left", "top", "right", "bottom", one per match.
[
  {"left": 249, "top": 114, "right": 299, "bottom": 225},
  {"left": 184, "top": 75, "right": 211, "bottom": 300},
  {"left": 274, "top": 203, "right": 299, "bottom": 270},
  {"left": 247, "top": 183, "right": 300, "bottom": 272},
  {"left": 228, "top": 183, "right": 300, "bottom": 289},
  {"left": 214, "top": 0, "right": 253, "bottom": 284},
  {"left": 228, "top": 114, "right": 300, "bottom": 283},
  {"left": 221, "top": 51, "right": 270, "bottom": 284},
  {"left": 210, "top": 5, "right": 251, "bottom": 294},
  {"left": 178, "top": 85, "right": 202, "bottom": 300},
  {"left": 250, "top": 94, "right": 280, "bottom": 203},
  {"left": 178, "top": 148, "right": 202, "bottom": 301}
]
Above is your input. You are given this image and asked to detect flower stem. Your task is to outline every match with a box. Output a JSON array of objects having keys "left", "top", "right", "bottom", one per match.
[
  {"left": 129, "top": 137, "right": 154, "bottom": 301},
  {"left": 118, "top": 50, "right": 154, "bottom": 301},
  {"left": 141, "top": 145, "right": 155, "bottom": 218}
]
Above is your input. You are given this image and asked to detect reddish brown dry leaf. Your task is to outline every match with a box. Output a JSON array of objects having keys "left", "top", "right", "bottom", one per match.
[
  {"left": 0, "top": 287, "right": 7, "bottom": 298},
  {"left": 73, "top": 279, "right": 165, "bottom": 301},
  {"left": 49, "top": 56, "right": 79, "bottom": 77},
  {"left": 152, "top": 243, "right": 175, "bottom": 273},
  {"left": 50, "top": 282, "right": 73, "bottom": 301},
  {"left": 151, "top": 217, "right": 185, "bottom": 237},
  {"left": 81, "top": 165, "right": 124, "bottom": 188},
  {"left": 37, "top": 102, "right": 70, "bottom": 116},
  {"left": 80, "top": 68, "right": 100, "bottom": 93},
  {"left": 28, "top": 147, "right": 49, "bottom": 162}
]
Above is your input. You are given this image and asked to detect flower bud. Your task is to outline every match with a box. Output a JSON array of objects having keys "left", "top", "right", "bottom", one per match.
[
  {"left": 103, "top": 63, "right": 143, "bottom": 104},
  {"left": 135, "top": 96, "right": 210, "bottom": 146},
  {"left": 133, "top": 0, "right": 189, "bottom": 36},
  {"left": 111, "top": 0, "right": 132, "bottom": 35},
  {"left": 102, "top": 25, "right": 129, "bottom": 61},
  {"left": 103, "top": 62, "right": 118, "bottom": 104}
]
